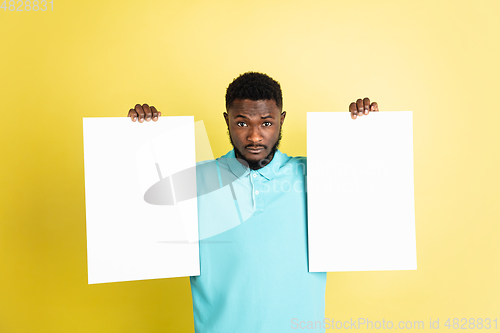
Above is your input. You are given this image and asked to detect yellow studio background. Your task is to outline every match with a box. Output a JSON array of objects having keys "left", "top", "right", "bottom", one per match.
[{"left": 1, "top": 0, "right": 499, "bottom": 332}]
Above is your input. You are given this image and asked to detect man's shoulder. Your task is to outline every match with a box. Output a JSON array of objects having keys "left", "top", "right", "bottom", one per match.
[
  {"left": 288, "top": 155, "right": 307, "bottom": 164},
  {"left": 195, "top": 149, "right": 236, "bottom": 180},
  {"left": 195, "top": 150, "right": 231, "bottom": 167},
  {"left": 277, "top": 151, "right": 307, "bottom": 176},
  {"left": 195, "top": 159, "right": 224, "bottom": 181},
  {"left": 279, "top": 151, "right": 307, "bottom": 166},
  {"left": 195, "top": 159, "right": 215, "bottom": 168}
]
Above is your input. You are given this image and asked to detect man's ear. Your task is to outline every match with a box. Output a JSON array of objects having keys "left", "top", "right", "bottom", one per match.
[
  {"left": 224, "top": 112, "right": 229, "bottom": 127},
  {"left": 280, "top": 111, "right": 286, "bottom": 126}
]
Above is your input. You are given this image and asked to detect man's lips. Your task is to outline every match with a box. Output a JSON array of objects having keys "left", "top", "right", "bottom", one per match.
[{"left": 246, "top": 146, "right": 265, "bottom": 153}]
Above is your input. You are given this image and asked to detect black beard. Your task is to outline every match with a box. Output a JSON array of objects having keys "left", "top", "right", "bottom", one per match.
[{"left": 228, "top": 127, "right": 283, "bottom": 170}]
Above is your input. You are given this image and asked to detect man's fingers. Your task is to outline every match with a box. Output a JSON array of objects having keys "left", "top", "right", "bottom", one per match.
[
  {"left": 356, "top": 99, "right": 364, "bottom": 117},
  {"left": 130, "top": 104, "right": 161, "bottom": 122},
  {"left": 142, "top": 104, "right": 153, "bottom": 122},
  {"left": 350, "top": 98, "right": 379, "bottom": 119},
  {"left": 151, "top": 106, "right": 159, "bottom": 121},
  {"left": 349, "top": 102, "right": 358, "bottom": 119},
  {"left": 134, "top": 104, "right": 145, "bottom": 123},
  {"left": 128, "top": 109, "right": 138, "bottom": 122},
  {"left": 363, "top": 97, "right": 370, "bottom": 115}
]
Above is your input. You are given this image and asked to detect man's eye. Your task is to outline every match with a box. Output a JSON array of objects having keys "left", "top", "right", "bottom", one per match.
[
  {"left": 263, "top": 122, "right": 272, "bottom": 127},
  {"left": 237, "top": 122, "right": 247, "bottom": 127}
]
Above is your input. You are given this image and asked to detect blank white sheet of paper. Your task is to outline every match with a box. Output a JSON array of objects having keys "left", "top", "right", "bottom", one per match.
[
  {"left": 83, "top": 117, "right": 200, "bottom": 284},
  {"left": 307, "top": 111, "right": 416, "bottom": 272}
]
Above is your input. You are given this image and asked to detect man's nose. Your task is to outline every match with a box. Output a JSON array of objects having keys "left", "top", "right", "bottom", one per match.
[{"left": 247, "top": 126, "right": 263, "bottom": 143}]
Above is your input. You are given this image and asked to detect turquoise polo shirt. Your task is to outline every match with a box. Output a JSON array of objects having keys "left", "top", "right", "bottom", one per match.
[{"left": 190, "top": 149, "right": 327, "bottom": 333}]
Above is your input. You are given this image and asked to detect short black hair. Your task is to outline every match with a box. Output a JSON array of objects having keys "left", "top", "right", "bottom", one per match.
[{"left": 225, "top": 72, "right": 283, "bottom": 110}]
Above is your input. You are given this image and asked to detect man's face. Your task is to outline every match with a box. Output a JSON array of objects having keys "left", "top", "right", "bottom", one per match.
[{"left": 224, "top": 99, "right": 286, "bottom": 170}]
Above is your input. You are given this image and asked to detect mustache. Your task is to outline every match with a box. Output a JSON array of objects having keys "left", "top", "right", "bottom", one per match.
[{"left": 245, "top": 144, "right": 266, "bottom": 149}]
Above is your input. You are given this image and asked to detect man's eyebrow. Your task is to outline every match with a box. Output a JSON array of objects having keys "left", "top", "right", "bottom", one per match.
[{"left": 234, "top": 114, "right": 275, "bottom": 119}]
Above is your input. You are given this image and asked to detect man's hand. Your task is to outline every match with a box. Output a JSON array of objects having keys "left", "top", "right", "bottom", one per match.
[
  {"left": 349, "top": 97, "right": 379, "bottom": 119},
  {"left": 128, "top": 104, "right": 161, "bottom": 122}
]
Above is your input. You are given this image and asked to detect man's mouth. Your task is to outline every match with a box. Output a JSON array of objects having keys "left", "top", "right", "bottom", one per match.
[{"left": 246, "top": 146, "right": 265, "bottom": 153}]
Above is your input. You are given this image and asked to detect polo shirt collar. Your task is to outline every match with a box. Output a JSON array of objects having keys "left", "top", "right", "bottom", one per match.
[{"left": 226, "top": 149, "right": 284, "bottom": 181}]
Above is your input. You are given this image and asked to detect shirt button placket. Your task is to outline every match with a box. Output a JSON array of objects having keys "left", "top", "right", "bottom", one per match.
[{"left": 255, "top": 177, "right": 265, "bottom": 212}]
